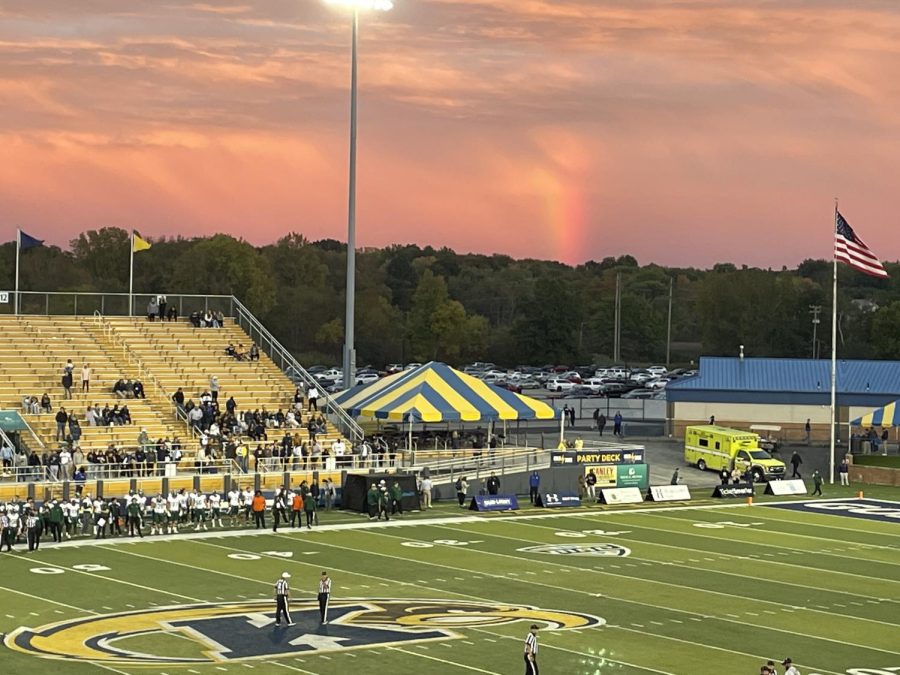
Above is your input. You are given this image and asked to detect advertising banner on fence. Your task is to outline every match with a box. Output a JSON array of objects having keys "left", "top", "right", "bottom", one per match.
[
  {"left": 616, "top": 464, "right": 649, "bottom": 489},
  {"left": 537, "top": 493, "right": 581, "bottom": 508},
  {"left": 587, "top": 465, "right": 617, "bottom": 488},
  {"left": 712, "top": 483, "right": 755, "bottom": 498},
  {"left": 648, "top": 485, "right": 692, "bottom": 502},
  {"left": 600, "top": 487, "right": 644, "bottom": 505},
  {"left": 764, "top": 479, "right": 807, "bottom": 496},
  {"left": 551, "top": 448, "right": 645, "bottom": 466},
  {"left": 469, "top": 495, "right": 520, "bottom": 512}
]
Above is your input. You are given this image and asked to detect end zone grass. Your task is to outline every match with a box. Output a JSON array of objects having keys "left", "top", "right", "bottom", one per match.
[{"left": 0, "top": 489, "right": 897, "bottom": 675}]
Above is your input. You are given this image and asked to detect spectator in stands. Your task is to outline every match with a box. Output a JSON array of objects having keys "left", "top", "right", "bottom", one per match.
[
  {"left": 59, "top": 447, "right": 73, "bottom": 481},
  {"left": 249, "top": 344, "right": 260, "bottom": 361},
  {"left": 133, "top": 380, "right": 145, "bottom": 399},
  {"left": 234, "top": 344, "right": 247, "bottom": 361},
  {"left": 157, "top": 295, "right": 167, "bottom": 320},
  {"left": 55, "top": 407, "right": 68, "bottom": 441},
  {"left": 202, "top": 310, "right": 213, "bottom": 327},
  {"left": 121, "top": 405, "right": 133, "bottom": 425},
  {"left": 307, "top": 417, "right": 317, "bottom": 442},
  {"left": 225, "top": 343, "right": 236, "bottom": 358},
  {"left": 23, "top": 395, "right": 40, "bottom": 415},
  {"left": 215, "top": 310, "right": 225, "bottom": 327},
  {"left": 172, "top": 388, "right": 185, "bottom": 410},
  {"left": 226, "top": 396, "right": 237, "bottom": 416},
  {"left": 307, "top": 384, "right": 319, "bottom": 412},
  {"left": 81, "top": 363, "right": 91, "bottom": 393},
  {"left": 167, "top": 305, "right": 178, "bottom": 321},
  {"left": 293, "top": 388, "right": 303, "bottom": 412},
  {"left": 147, "top": 297, "right": 159, "bottom": 321},
  {"left": 69, "top": 417, "right": 82, "bottom": 444},
  {"left": 62, "top": 367, "right": 74, "bottom": 400},
  {"left": 40, "top": 392, "right": 52, "bottom": 413},
  {"left": 190, "top": 311, "right": 201, "bottom": 327},
  {"left": 113, "top": 379, "right": 128, "bottom": 399},
  {"left": 209, "top": 375, "right": 220, "bottom": 402}
]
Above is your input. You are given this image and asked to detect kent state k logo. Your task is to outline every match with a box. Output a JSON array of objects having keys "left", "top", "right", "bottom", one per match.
[{"left": 5, "top": 599, "right": 602, "bottom": 666}]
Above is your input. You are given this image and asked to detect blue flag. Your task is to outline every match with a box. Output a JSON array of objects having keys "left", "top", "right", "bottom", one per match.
[{"left": 19, "top": 230, "right": 43, "bottom": 250}]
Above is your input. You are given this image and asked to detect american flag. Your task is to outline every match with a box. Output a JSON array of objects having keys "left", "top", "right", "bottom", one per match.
[{"left": 834, "top": 211, "right": 888, "bottom": 278}]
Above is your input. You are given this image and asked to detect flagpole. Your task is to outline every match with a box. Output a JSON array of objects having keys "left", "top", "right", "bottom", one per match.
[
  {"left": 829, "top": 201, "right": 838, "bottom": 485},
  {"left": 14, "top": 228, "right": 21, "bottom": 315},
  {"left": 129, "top": 231, "right": 135, "bottom": 317}
]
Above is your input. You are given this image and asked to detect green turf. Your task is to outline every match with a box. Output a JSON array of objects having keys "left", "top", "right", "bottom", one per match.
[
  {"left": 0, "top": 493, "right": 897, "bottom": 675},
  {"left": 853, "top": 455, "right": 900, "bottom": 468}
]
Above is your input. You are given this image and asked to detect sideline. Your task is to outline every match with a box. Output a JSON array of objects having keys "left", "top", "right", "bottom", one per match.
[{"left": 17, "top": 495, "right": 876, "bottom": 551}]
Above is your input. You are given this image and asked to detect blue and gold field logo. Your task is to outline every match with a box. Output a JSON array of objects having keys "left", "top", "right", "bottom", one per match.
[{"left": 5, "top": 599, "right": 602, "bottom": 666}]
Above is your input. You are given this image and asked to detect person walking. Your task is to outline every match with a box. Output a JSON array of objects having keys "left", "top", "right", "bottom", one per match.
[
  {"left": 839, "top": 458, "right": 850, "bottom": 486},
  {"left": 455, "top": 476, "right": 468, "bottom": 507},
  {"left": 274, "top": 572, "right": 294, "bottom": 626},
  {"left": 790, "top": 451, "right": 802, "bottom": 478},
  {"left": 25, "top": 509, "right": 42, "bottom": 551},
  {"left": 804, "top": 419, "right": 811, "bottom": 445},
  {"left": 613, "top": 412, "right": 623, "bottom": 437},
  {"left": 307, "top": 385, "right": 319, "bottom": 412},
  {"left": 304, "top": 488, "right": 317, "bottom": 529},
  {"left": 597, "top": 413, "right": 607, "bottom": 436},
  {"left": 812, "top": 470, "right": 823, "bottom": 496},
  {"left": 367, "top": 483, "right": 379, "bottom": 520},
  {"left": 251, "top": 490, "right": 266, "bottom": 529},
  {"left": 272, "top": 487, "right": 288, "bottom": 532},
  {"left": 290, "top": 491, "right": 303, "bottom": 528},
  {"left": 126, "top": 497, "right": 143, "bottom": 537},
  {"left": 524, "top": 624, "right": 539, "bottom": 675},
  {"left": 585, "top": 469, "right": 597, "bottom": 501},
  {"left": 421, "top": 475, "right": 433, "bottom": 509},
  {"left": 377, "top": 484, "right": 391, "bottom": 521},
  {"left": 528, "top": 471, "right": 540, "bottom": 505},
  {"left": 318, "top": 571, "right": 332, "bottom": 624},
  {"left": 670, "top": 468, "right": 680, "bottom": 485}
]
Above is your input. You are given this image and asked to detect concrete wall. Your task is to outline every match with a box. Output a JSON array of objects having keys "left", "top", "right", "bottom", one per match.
[
  {"left": 431, "top": 465, "right": 585, "bottom": 502},
  {"left": 850, "top": 465, "right": 900, "bottom": 486}
]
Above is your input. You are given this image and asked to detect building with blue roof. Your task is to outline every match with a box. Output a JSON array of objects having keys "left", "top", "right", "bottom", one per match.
[{"left": 665, "top": 356, "right": 900, "bottom": 440}]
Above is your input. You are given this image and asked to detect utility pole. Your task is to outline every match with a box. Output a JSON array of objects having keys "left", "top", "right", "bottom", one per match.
[
  {"left": 613, "top": 272, "right": 621, "bottom": 363},
  {"left": 666, "top": 276, "right": 674, "bottom": 367},
  {"left": 809, "top": 304, "right": 822, "bottom": 359}
]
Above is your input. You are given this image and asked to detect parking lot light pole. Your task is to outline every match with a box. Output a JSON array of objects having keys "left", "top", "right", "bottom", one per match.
[{"left": 324, "top": 0, "right": 394, "bottom": 390}]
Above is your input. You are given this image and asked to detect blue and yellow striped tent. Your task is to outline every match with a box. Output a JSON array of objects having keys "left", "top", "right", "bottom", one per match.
[
  {"left": 333, "top": 362, "right": 558, "bottom": 423},
  {"left": 851, "top": 400, "right": 900, "bottom": 427}
]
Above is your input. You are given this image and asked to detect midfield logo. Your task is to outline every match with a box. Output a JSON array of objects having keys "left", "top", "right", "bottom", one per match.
[
  {"left": 517, "top": 543, "right": 631, "bottom": 557},
  {"left": 6, "top": 599, "right": 602, "bottom": 666}
]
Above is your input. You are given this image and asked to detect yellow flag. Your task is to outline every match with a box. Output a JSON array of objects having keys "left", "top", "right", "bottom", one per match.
[{"left": 133, "top": 232, "right": 152, "bottom": 252}]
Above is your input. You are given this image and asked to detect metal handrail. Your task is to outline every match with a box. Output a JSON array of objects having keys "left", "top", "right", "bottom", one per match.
[
  {"left": 231, "top": 296, "right": 364, "bottom": 442},
  {"left": 6, "top": 291, "right": 234, "bottom": 318},
  {"left": 92, "top": 312, "right": 195, "bottom": 439},
  {"left": 0, "top": 458, "right": 243, "bottom": 483}
]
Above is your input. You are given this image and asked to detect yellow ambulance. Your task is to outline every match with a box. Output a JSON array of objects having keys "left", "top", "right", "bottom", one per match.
[{"left": 684, "top": 425, "right": 787, "bottom": 482}]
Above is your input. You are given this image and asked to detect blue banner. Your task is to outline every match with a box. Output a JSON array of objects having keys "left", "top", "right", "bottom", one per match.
[
  {"left": 469, "top": 495, "right": 520, "bottom": 512},
  {"left": 539, "top": 493, "right": 581, "bottom": 508}
]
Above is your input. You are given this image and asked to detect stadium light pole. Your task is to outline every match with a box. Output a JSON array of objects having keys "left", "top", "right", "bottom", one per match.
[{"left": 325, "top": 0, "right": 394, "bottom": 390}]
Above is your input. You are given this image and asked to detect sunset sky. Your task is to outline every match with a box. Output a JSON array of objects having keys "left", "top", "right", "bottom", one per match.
[{"left": 2, "top": 0, "right": 900, "bottom": 267}]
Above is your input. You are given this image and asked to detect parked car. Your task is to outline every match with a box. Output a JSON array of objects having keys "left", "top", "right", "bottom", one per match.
[
  {"left": 355, "top": 372, "right": 380, "bottom": 385},
  {"left": 646, "top": 365, "right": 668, "bottom": 377},
  {"left": 545, "top": 377, "right": 576, "bottom": 392},
  {"left": 629, "top": 370, "right": 652, "bottom": 383},
  {"left": 315, "top": 368, "right": 343, "bottom": 383},
  {"left": 582, "top": 377, "right": 608, "bottom": 394},
  {"left": 646, "top": 377, "right": 671, "bottom": 390},
  {"left": 559, "top": 370, "right": 583, "bottom": 384},
  {"left": 497, "top": 381, "right": 522, "bottom": 394},
  {"left": 621, "top": 388, "right": 655, "bottom": 399},
  {"left": 404, "top": 363, "right": 422, "bottom": 371},
  {"left": 385, "top": 363, "right": 404, "bottom": 374}
]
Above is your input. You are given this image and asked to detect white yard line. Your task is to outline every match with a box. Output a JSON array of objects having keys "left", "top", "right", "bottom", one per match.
[
  {"left": 388, "top": 647, "right": 502, "bottom": 674},
  {"left": 427, "top": 522, "right": 900, "bottom": 629}
]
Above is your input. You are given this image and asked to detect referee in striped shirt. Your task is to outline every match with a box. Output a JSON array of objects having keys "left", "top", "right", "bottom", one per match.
[
  {"left": 318, "top": 571, "right": 332, "bottom": 624},
  {"left": 274, "top": 572, "right": 294, "bottom": 627},
  {"left": 524, "top": 624, "right": 539, "bottom": 675}
]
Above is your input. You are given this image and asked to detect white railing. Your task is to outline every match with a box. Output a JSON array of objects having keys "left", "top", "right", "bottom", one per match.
[
  {"left": 231, "top": 296, "right": 364, "bottom": 443},
  {"left": 410, "top": 446, "right": 552, "bottom": 484},
  {"left": 92, "top": 311, "right": 195, "bottom": 438}
]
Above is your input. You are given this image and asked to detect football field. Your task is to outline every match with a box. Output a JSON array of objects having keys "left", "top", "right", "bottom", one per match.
[{"left": 1, "top": 495, "right": 898, "bottom": 675}]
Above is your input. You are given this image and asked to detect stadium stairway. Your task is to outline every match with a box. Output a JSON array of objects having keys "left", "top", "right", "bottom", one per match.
[
  {"left": 101, "top": 317, "right": 347, "bottom": 448},
  {"left": 0, "top": 316, "right": 186, "bottom": 454}
]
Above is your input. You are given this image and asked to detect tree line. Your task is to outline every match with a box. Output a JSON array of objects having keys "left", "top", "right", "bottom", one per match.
[{"left": 2, "top": 228, "right": 898, "bottom": 366}]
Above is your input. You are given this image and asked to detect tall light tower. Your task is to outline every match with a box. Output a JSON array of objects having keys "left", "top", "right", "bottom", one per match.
[{"left": 325, "top": 0, "right": 394, "bottom": 389}]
